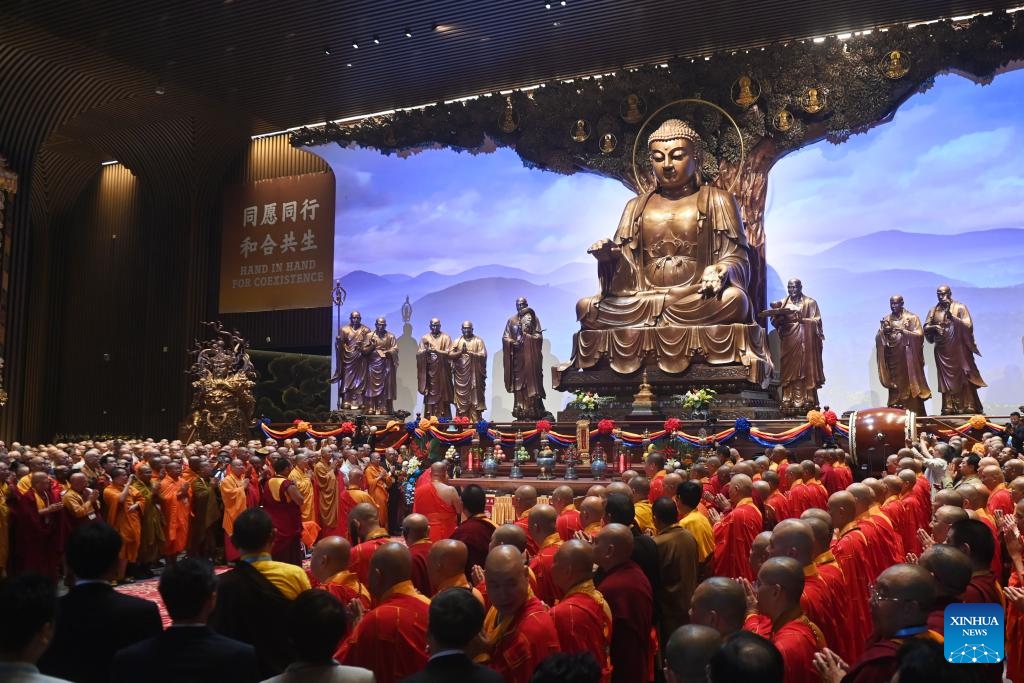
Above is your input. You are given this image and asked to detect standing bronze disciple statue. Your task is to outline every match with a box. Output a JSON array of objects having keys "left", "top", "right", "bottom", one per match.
[
  {"left": 330, "top": 311, "right": 371, "bottom": 410},
  {"left": 416, "top": 318, "right": 454, "bottom": 419},
  {"left": 875, "top": 295, "right": 931, "bottom": 415},
  {"left": 502, "top": 297, "right": 547, "bottom": 420},
  {"left": 771, "top": 278, "right": 825, "bottom": 414},
  {"left": 449, "top": 320, "right": 487, "bottom": 422},
  {"left": 924, "top": 285, "right": 986, "bottom": 414},
  {"left": 363, "top": 317, "right": 399, "bottom": 415}
]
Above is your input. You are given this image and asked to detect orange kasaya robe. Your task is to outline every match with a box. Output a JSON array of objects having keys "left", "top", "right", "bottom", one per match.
[
  {"left": 1005, "top": 571, "right": 1024, "bottom": 683},
  {"left": 412, "top": 480, "right": 458, "bottom": 543},
  {"left": 988, "top": 484, "right": 1014, "bottom": 518},
  {"left": 514, "top": 508, "right": 539, "bottom": 556},
  {"left": 830, "top": 522, "right": 874, "bottom": 662},
  {"left": 744, "top": 613, "right": 825, "bottom": 683},
  {"left": 550, "top": 580, "right": 613, "bottom": 683},
  {"left": 409, "top": 539, "right": 433, "bottom": 596},
  {"left": 312, "top": 459, "right": 341, "bottom": 536},
  {"left": 365, "top": 463, "right": 393, "bottom": 530},
  {"left": 350, "top": 529, "right": 392, "bottom": 586},
  {"left": 557, "top": 504, "right": 582, "bottom": 541},
  {"left": 339, "top": 486, "right": 374, "bottom": 541},
  {"left": 288, "top": 466, "right": 320, "bottom": 547},
  {"left": 648, "top": 470, "right": 667, "bottom": 503},
  {"left": 220, "top": 472, "right": 248, "bottom": 561},
  {"left": 482, "top": 596, "right": 561, "bottom": 683},
  {"left": 103, "top": 483, "right": 143, "bottom": 561},
  {"left": 335, "top": 580, "right": 430, "bottom": 683},
  {"left": 529, "top": 533, "right": 563, "bottom": 606},
  {"left": 322, "top": 569, "right": 371, "bottom": 611},
  {"left": 712, "top": 498, "right": 763, "bottom": 581},
  {"left": 158, "top": 475, "right": 191, "bottom": 556}
]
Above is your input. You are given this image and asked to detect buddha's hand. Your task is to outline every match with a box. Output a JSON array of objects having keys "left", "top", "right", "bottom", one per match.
[
  {"left": 587, "top": 239, "right": 619, "bottom": 262},
  {"left": 698, "top": 265, "right": 726, "bottom": 296}
]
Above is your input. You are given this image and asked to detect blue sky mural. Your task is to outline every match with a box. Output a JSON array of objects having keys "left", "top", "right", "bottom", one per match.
[{"left": 312, "top": 68, "right": 1024, "bottom": 419}]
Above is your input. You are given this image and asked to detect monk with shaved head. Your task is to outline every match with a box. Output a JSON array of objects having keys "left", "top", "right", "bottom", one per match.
[
  {"left": 689, "top": 577, "right": 746, "bottom": 637},
  {"left": 511, "top": 485, "right": 539, "bottom": 554},
  {"left": 412, "top": 461, "right": 462, "bottom": 543},
  {"left": 550, "top": 485, "right": 582, "bottom": 541},
  {"left": 348, "top": 502, "right": 391, "bottom": 585},
  {"left": 527, "top": 504, "right": 562, "bottom": 605},
  {"left": 712, "top": 473, "right": 762, "bottom": 581},
  {"left": 310, "top": 535, "right": 370, "bottom": 610},
  {"left": 427, "top": 539, "right": 483, "bottom": 605},
  {"left": 959, "top": 483, "right": 1003, "bottom": 577},
  {"left": 550, "top": 540, "right": 613, "bottom": 679},
  {"left": 629, "top": 476, "right": 655, "bottom": 533},
  {"left": 929, "top": 504, "right": 968, "bottom": 546},
  {"left": 847, "top": 482, "right": 903, "bottom": 575},
  {"left": 594, "top": 523, "right": 653, "bottom": 683},
  {"left": 481, "top": 545, "right": 560, "bottom": 683},
  {"left": 402, "top": 513, "right": 433, "bottom": 595},
  {"left": 336, "top": 542, "right": 430, "bottom": 680},
  {"left": 744, "top": 556, "right": 824, "bottom": 683},
  {"left": 587, "top": 484, "right": 608, "bottom": 500},
  {"left": 896, "top": 469, "right": 927, "bottom": 555},
  {"left": 220, "top": 458, "right": 249, "bottom": 561},
  {"left": 749, "top": 531, "right": 772, "bottom": 577},
  {"left": 578, "top": 495, "right": 606, "bottom": 537},
  {"left": 645, "top": 453, "right": 667, "bottom": 502},
  {"left": 981, "top": 464, "right": 1013, "bottom": 517},
  {"left": 338, "top": 468, "right": 374, "bottom": 543},
  {"left": 918, "top": 544, "right": 972, "bottom": 634},
  {"left": 470, "top": 524, "right": 539, "bottom": 602}
]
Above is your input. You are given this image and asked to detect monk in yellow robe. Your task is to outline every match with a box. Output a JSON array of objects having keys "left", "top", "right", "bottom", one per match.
[
  {"left": 288, "top": 453, "right": 320, "bottom": 547},
  {"left": 313, "top": 449, "right": 342, "bottom": 537},
  {"left": 221, "top": 459, "right": 249, "bottom": 561},
  {"left": 365, "top": 453, "right": 393, "bottom": 531}
]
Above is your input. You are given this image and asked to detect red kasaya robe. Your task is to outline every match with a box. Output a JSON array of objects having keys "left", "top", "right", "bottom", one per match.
[
  {"left": 962, "top": 571, "right": 1005, "bottom": 607},
  {"left": 338, "top": 486, "right": 374, "bottom": 542},
  {"left": 349, "top": 529, "right": 392, "bottom": 586},
  {"left": 765, "top": 491, "right": 790, "bottom": 524},
  {"left": 801, "top": 565, "right": 845, "bottom": 662},
  {"left": 813, "top": 551, "right": 853, "bottom": 662},
  {"left": 482, "top": 596, "right": 561, "bottom": 683},
  {"left": 988, "top": 484, "right": 1014, "bottom": 518},
  {"left": 899, "top": 492, "right": 927, "bottom": 556},
  {"left": 712, "top": 498, "right": 763, "bottom": 581},
  {"left": 803, "top": 479, "right": 829, "bottom": 512},
  {"left": 831, "top": 523, "right": 874, "bottom": 663},
  {"left": 841, "top": 630, "right": 944, "bottom": 683},
  {"left": 861, "top": 509, "right": 904, "bottom": 574},
  {"left": 409, "top": 539, "right": 433, "bottom": 595},
  {"left": 551, "top": 580, "right": 613, "bottom": 683},
  {"left": 514, "top": 508, "right": 539, "bottom": 556},
  {"left": 1005, "top": 571, "right": 1024, "bottom": 683},
  {"left": 450, "top": 514, "right": 496, "bottom": 579},
  {"left": 336, "top": 580, "right": 429, "bottom": 683},
  {"left": 11, "top": 488, "right": 63, "bottom": 579},
  {"left": 974, "top": 510, "right": 1004, "bottom": 578},
  {"left": 648, "top": 470, "right": 667, "bottom": 503},
  {"left": 529, "top": 533, "right": 562, "bottom": 607},
  {"left": 744, "top": 614, "right": 826, "bottom": 683},
  {"left": 597, "top": 560, "right": 653, "bottom": 683},
  {"left": 412, "top": 480, "right": 458, "bottom": 543},
  {"left": 557, "top": 505, "right": 583, "bottom": 541},
  {"left": 322, "top": 569, "right": 371, "bottom": 611},
  {"left": 787, "top": 482, "right": 810, "bottom": 518}
]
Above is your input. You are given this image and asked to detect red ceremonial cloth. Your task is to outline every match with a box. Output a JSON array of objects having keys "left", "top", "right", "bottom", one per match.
[
  {"left": 484, "top": 596, "right": 560, "bottom": 683},
  {"left": 1005, "top": 572, "right": 1024, "bottom": 683},
  {"left": 597, "top": 560, "right": 653, "bottom": 683},
  {"left": 744, "top": 614, "right": 825, "bottom": 683},
  {"left": 336, "top": 581, "right": 429, "bottom": 683},
  {"left": 551, "top": 584, "right": 613, "bottom": 683},
  {"left": 412, "top": 480, "right": 458, "bottom": 543},
  {"left": 712, "top": 499, "right": 763, "bottom": 581}
]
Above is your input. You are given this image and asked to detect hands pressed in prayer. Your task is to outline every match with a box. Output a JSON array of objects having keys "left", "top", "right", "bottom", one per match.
[
  {"left": 813, "top": 648, "right": 849, "bottom": 683},
  {"left": 917, "top": 527, "right": 935, "bottom": 550}
]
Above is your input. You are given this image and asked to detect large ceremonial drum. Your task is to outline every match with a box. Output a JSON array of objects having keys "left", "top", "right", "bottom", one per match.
[{"left": 848, "top": 407, "right": 917, "bottom": 480}]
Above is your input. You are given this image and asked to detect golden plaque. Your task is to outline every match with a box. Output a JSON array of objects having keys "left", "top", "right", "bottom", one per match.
[
  {"left": 773, "top": 109, "right": 794, "bottom": 132},
  {"left": 880, "top": 50, "right": 911, "bottom": 79},
  {"left": 498, "top": 97, "right": 519, "bottom": 133},
  {"left": 570, "top": 118, "right": 592, "bottom": 142},
  {"left": 599, "top": 132, "right": 618, "bottom": 154},
  {"left": 731, "top": 75, "right": 761, "bottom": 108},
  {"left": 800, "top": 87, "right": 826, "bottom": 114},
  {"left": 620, "top": 93, "right": 646, "bottom": 124}
]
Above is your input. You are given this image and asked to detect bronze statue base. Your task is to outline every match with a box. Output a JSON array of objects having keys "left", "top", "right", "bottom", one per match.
[{"left": 554, "top": 360, "right": 781, "bottom": 420}]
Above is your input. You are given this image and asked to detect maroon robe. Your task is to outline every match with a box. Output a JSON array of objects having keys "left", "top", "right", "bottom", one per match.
[
  {"left": 409, "top": 539, "right": 432, "bottom": 595},
  {"left": 450, "top": 514, "right": 496, "bottom": 580},
  {"left": 261, "top": 477, "right": 303, "bottom": 566},
  {"left": 11, "top": 488, "right": 64, "bottom": 579},
  {"left": 596, "top": 560, "right": 653, "bottom": 683}
]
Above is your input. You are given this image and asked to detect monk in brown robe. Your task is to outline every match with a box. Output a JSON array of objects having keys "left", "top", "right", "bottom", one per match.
[
  {"left": 876, "top": 295, "right": 931, "bottom": 415},
  {"left": 131, "top": 465, "right": 164, "bottom": 571},
  {"left": 412, "top": 462, "right": 462, "bottom": 543},
  {"left": 773, "top": 278, "right": 825, "bottom": 413},
  {"left": 188, "top": 460, "right": 222, "bottom": 562},
  {"left": 363, "top": 316, "right": 399, "bottom": 415},
  {"left": 450, "top": 484, "right": 496, "bottom": 579},
  {"left": 62, "top": 472, "right": 99, "bottom": 531},
  {"left": 11, "top": 472, "right": 64, "bottom": 578},
  {"left": 502, "top": 298, "right": 546, "bottom": 420},
  {"left": 330, "top": 311, "right": 371, "bottom": 410},
  {"left": 417, "top": 318, "right": 454, "bottom": 419},
  {"left": 449, "top": 321, "right": 487, "bottom": 422}
]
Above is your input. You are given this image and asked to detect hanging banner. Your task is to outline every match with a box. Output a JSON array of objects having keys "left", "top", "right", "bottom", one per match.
[{"left": 219, "top": 172, "right": 335, "bottom": 313}]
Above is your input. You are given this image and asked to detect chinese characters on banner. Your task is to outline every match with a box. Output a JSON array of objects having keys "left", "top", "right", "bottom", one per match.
[{"left": 219, "top": 172, "right": 335, "bottom": 313}]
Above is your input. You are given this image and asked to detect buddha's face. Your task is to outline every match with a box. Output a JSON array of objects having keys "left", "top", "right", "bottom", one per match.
[
  {"left": 350, "top": 312, "right": 362, "bottom": 327},
  {"left": 889, "top": 296, "right": 904, "bottom": 316},
  {"left": 936, "top": 286, "right": 952, "bottom": 304},
  {"left": 375, "top": 318, "right": 387, "bottom": 334},
  {"left": 429, "top": 319, "right": 441, "bottom": 335},
  {"left": 649, "top": 138, "right": 698, "bottom": 192},
  {"left": 787, "top": 279, "right": 803, "bottom": 298}
]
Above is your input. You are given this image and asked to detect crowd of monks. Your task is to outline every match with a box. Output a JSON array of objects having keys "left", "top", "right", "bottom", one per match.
[{"left": 6, "top": 427, "right": 1024, "bottom": 682}]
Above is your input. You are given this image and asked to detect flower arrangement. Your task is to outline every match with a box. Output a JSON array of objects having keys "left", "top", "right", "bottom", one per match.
[
  {"left": 597, "top": 418, "right": 616, "bottom": 435},
  {"left": 969, "top": 414, "right": 988, "bottom": 431},
  {"left": 571, "top": 391, "right": 601, "bottom": 411},
  {"left": 401, "top": 456, "right": 422, "bottom": 474},
  {"left": 400, "top": 455, "right": 423, "bottom": 506},
  {"left": 338, "top": 421, "right": 356, "bottom": 434},
  {"left": 663, "top": 417, "right": 681, "bottom": 433},
  {"left": 535, "top": 419, "right": 552, "bottom": 433},
  {"left": 681, "top": 388, "right": 717, "bottom": 411},
  {"left": 453, "top": 415, "right": 470, "bottom": 428},
  {"left": 806, "top": 410, "right": 825, "bottom": 428}
]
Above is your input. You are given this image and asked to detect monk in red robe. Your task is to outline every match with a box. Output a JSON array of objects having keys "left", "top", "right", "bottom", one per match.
[
  {"left": 772, "top": 447, "right": 792, "bottom": 493},
  {"left": 336, "top": 542, "right": 430, "bottom": 683},
  {"left": 712, "top": 474, "right": 763, "bottom": 581},
  {"left": 511, "top": 485, "right": 539, "bottom": 555},
  {"left": 798, "top": 461, "right": 829, "bottom": 512},
  {"left": 948, "top": 518, "right": 1005, "bottom": 607},
  {"left": 480, "top": 545, "right": 560, "bottom": 683},
  {"left": 880, "top": 475, "right": 915, "bottom": 558},
  {"left": 786, "top": 467, "right": 809, "bottom": 518},
  {"left": 826, "top": 491, "right": 875, "bottom": 662},
  {"left": 645, "top": 454, "right": 667, "bottom": 503},
  {"left": 11, "top": 472, "right": 64, "bottom": 579},
  {"left": 801, "top": 512, "right": 853, "bottom": 657},
  {"left": 812, "top": 564, "right": 943, "bottom": 683},
  {"left": 897, "top": 470, "right": 927, "bottom": 555},
  {"left": 594, "top": 524, "right": 653, "bottom": 683},
  {"left": 847, "top": 482, "right": 903, "bottom": 576},
  {"left": 157, "top": 461, "right": 191, "bottom": 561},
  {"left": 348, "top": 502, "right": 393, "bottom": 585},
  {"left": 762, "top": 471, "right": 790, "bottom": 528},
  {"left": 552, "top": 485, "right": 582, "bottom": 541},
  {"left": 744, "top": 557, "right": 826, "bottom": 683},
  {"left": 551, "top": 541, "right": 613, "bottom": 682},
  {"left": 261, "top": 459, "right": 304, "bottom": 565},
  {"left": 526, "top": 504, "right": 562, "bottom": 606},
  {"left": 449, "top": 484, "right": 496, "bottom": 580},
  {"left": 310, "top": 535, "right": 371, "bottom": 610},
  {"left": 412, "top": 462, "right": 462, "bottom": 543},
  {"left": 1002, "top": 499, "right": 1024, "bottom": 683},
  {"left": 427, "top": 539, "right": 485, "bottom": 604},
  {"left": 961, "top": 484, "right": 1004, "bottom": 577},
  {"left": 401, "top": 513, "right": 433, "bottom": 595}
]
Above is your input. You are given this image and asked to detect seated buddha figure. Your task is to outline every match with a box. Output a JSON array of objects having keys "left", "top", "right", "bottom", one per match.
[{"left": 576, "top": 118, "right": 754, "bottom": 329}]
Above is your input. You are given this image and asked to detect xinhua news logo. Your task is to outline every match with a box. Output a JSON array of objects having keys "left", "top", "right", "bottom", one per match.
[{"left": 944, "top": 603, "right": 1004, "bottom": 664}]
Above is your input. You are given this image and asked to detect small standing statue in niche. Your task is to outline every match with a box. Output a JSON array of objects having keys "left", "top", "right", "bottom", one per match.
[
  {"left": 924, "top": 284, "right": 986, "bottom": 414},
  {"left": 329, "top": 311, "right": 371, "bottom": 410},
  {"left": 416, "top": 318, "right": 454, "bottom": 419},
  {"left": 503, "top": 297, "right": 547, "bottom": 420},
  {"left": 449, "top": 320, "right": 487, "bottom": 422},
  {"left": 363, "top": 317, "right": 399, "bottom": 415},
  {"left": 876, "top": 294, "right": 931, "bottom": 415},
  {"left": 771, "top": 279, "right": 825, "bottom": 414}
]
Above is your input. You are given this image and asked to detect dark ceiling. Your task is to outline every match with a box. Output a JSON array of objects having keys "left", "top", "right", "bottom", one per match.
[{"left": 3, "top": 0, "right": 1014, "bottom": 136}]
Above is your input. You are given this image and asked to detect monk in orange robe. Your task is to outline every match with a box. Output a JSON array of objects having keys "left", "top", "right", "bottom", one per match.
[
  {"left": 310, "top": 535, "right": 371, "bottom": 610},
  {"left": 349, "top": 502, "right": 392, "bottom": 585},
  {"left": 961, "top": 483, "right": 1004, "bottom": 577},
  {"left": 336, "top": 542, "right": 429, "bottom": 683},
  {"left": 550, "top": 541, "right": 613, "bottom": 682},
  {"left": 412, "top": 462, "right": 462, "bottom": 543},
  {"left": 743, "top": 557, "right": 826, "bottom": 683},
  {"left": 480, "top": 545, "right": 560, "bottom": 683},
  {"left": 312, "top": 449, "right": 342, "bottom": 537},
  {"left": 103, "top": 468, "right": 143, "bottom": 580},
  {"left": 220, "top": 459, "right": 249, "bottom": 561},
  {"left": 551, "top": 486, "right": 582, "bottom": 541},
  {"left": 526, "top": 505, "right": 562, "bottom": 606},
  {"left": 826, "top": 492, "right": 874, "bottom": 662},
  {"left": 157, "top": 461, "right": 191, "bottom": 560},
  {"left": 712, "top": 475, "right": 763, "bottom": 581},
  {"left": 339, "top": 469, "right": 374, "bottom": 542},
  {"left": 981, "top": 464, "right": 1014, "bottom": 517},
  {"left": 645, "top": 455, "right": 667, "bottom": 503},
  {"left": 365, "top": 453, "right": 393, "bottom": 530},
  {"left": 428, "top": 539, "right": 485, "bottom": 604},
  {"left": 288, "top": 453, "right": 320, "bottom": 547}
]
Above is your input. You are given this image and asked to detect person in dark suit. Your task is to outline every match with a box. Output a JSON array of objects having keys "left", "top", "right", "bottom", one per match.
[
  {"left": 37, "top": 523, "right": 162, "bottom": 683},
  {"left": 0, "top": 573, "right": 68, "bottom": 683},
  {"left": 111, "top": 558, "right": 260, "bottom": 683},
  {"left": 401, "top": 587, "right": 502, "bottom": 683}
]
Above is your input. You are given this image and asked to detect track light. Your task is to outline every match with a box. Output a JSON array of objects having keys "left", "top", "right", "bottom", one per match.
[
  {"left": 405, "top": 28, "right": 412, "bottom": 37},
  {"left": 324, "top": 46, "right": 332, "bottom": 55},
  {"left": 373, "top": 35, "right": 380, "bottom": 44},
  {"left": 352, "top": 40, "right": 359, "bottom": 49}
]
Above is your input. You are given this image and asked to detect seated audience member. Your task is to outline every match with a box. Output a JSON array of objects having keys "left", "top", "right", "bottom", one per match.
[
  {"left": 0, "top": 573, "right": 70, "bottom": 683},
  {"left": 112, "top": 559, "right": 260, "bottom": 683},
  {"left": 38, "top": 523, "right": 162, "bottom": 683},
  {"left": 528, "top": 653, "right": 602, "bottom": 683},
  {"left": 401, "top": 587, "right": 502, "bottom": 683},
  {"left": 663, "top": 624, "right": 723, "bottom": 683},
  {"left": 210, "top": 508, "right": 310, "bottom": 677},
  {"left": 263, "top": 590, "right": 376, "bottom": 683},
  {"left": 707, "top": 631, "right": 784, "bottom": 683}
]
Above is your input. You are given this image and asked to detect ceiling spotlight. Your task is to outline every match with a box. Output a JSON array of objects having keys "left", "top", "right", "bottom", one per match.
[
  {"left": 154, "top": 84, "right": 166, "bottom": 95},
  {"left": 373, "top": 35, "right": 380, "bottom": 44},
  {"left": 431, "top": 22, "right": 439, "bottom": 31},
  {"left": 545, "top": 2, "right": 551, "bottom": 7},
  {"left": 324, "top": 46, "right": 332, "bottom": 55},
  {"left": 405, "top": 28, "right": 412, "bottom": 37},
  {"left": 560, "top": 0, "right": 566, "bottom": 5},
  {"left": 346, "top": 62, "right": 353, "bottom": 67},
  {"left": 352, "top": 40, "right": 359, "bottom": 48}
]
